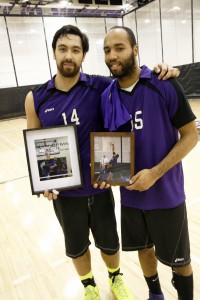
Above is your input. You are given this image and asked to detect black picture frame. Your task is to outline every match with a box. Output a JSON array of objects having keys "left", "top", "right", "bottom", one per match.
[
  {"left": 23, "top": 124, "right": 83, "bottom": 195},
  {"left": 90, "top": 132, "right": 134, "bottom": 186}
]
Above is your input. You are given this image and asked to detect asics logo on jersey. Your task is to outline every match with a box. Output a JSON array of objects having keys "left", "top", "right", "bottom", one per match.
[
  {"left": 174, "top": 258, "right": 184, "bottom": 262},
  {"left": 152, "top": 276, "right": 159, "bottom": 282},
  {"left": 45, "top": 108, "right": 54, "bottom": 113}
]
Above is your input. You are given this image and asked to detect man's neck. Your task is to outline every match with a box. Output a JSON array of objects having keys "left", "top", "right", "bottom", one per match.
[
  {"left": 54, "top": 72, "right": 80, "bottom": 92},
  {"left": 117, "top": 67, "right": 141, "bottom": 89}
]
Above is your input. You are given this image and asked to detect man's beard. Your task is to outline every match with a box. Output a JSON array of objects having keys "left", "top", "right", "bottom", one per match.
[
  {"left": 57, "top": 62, "right": 80, "bottom": 78},
  {"left": 107, "top": 52, "right": 136, "bottom": 79}
]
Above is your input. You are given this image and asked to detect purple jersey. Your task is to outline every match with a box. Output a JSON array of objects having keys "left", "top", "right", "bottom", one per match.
[
  {"left": 33, "top": 72, "right": 111, "bottom": 196},
  {"left": 101, "top": 66, "right": 196, "bottom": 210}
]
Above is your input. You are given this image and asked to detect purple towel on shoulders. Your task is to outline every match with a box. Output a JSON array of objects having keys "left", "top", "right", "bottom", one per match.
[{"left": 101, "top": 79, "right": 131, "bottom": 131}]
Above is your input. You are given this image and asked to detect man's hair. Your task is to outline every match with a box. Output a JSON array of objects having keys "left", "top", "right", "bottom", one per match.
[
  {"left": 109, "top": 26, "right": 137, "bottom": 47},
  {"left": 52, "top": 25, "right": 89, "bottom": 54}
]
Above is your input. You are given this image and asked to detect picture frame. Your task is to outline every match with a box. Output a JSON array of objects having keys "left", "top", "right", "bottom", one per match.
[
  {"left": 23, "top": 124, "right": 83, "bottom": 195},
  {"left": 90, "top": 132, "right": 134, "bottom": 186}
]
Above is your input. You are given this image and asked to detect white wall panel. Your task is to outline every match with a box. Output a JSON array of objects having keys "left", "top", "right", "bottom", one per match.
[
  {"left": 0, "top": 17, "right": 17, "bottom": 88},
  {"left": 194, "top": 0, "right": 200, "bottom": 63},
  {"left": 161, "top": 0, "right": 192, "bottom": 65},
  {"left": 6, "top": 17, "right": 51, "bottom": 86}
]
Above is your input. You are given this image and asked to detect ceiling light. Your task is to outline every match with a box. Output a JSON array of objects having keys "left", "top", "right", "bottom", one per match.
[
  {"left": 60, "top": 0, "right": 68, "bottom": 4},
  {"left": 171, "top": 6, "right": 181, "bottom": 11}
]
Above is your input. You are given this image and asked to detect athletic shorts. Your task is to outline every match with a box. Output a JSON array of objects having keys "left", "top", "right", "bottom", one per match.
[
  {"left": 121, "top": 202, "right": 191, "bottom": 267},
  {"left": 53, "top": 189, "right": 119, "bottom": 258}
]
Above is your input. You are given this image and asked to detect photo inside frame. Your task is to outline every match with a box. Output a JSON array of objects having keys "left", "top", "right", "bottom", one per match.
[
  {"left": 90, "top": 132, "right": 134, "bottom": 186},
  {"left": 34, "top": 136, "right": 72, "bottom": 181}
]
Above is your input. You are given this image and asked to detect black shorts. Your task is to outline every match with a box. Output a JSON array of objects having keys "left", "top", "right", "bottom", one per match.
[
  {"left": 121, "top": 202, "right": 191, "bottom": 267},
  {"left": 53, "top": 189, "right": 119, "bottom": 258}
]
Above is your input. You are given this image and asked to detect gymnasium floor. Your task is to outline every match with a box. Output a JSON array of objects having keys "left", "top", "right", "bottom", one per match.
[{"left": 0, "top": 100, "right": 199, "bottom": 300}]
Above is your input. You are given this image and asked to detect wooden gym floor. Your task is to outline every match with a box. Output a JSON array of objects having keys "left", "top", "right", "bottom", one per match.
[{"left": 0, "top": 100, "right": 199, "bottom": 300}]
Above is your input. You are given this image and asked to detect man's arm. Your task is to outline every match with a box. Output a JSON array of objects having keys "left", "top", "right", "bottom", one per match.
[
  {"left": 153, "top": 63, "right": 180, "bottom": 80},
  {"left": 127, "top": 121, "right": 198, "bottom": 192},
  {"left": 25, "top": 92, "right": 58, "bottom": 200},
  {"left": 25, "top": 91, "right": 41, "bottom": 129}
]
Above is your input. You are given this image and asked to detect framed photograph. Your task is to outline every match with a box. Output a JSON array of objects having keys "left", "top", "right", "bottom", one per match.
[
  {"left": 90, "top": 132, "right": 134, "bottom": 186},
  {"left": 23, "top": 124, "right": 83, "bottom": 195}
]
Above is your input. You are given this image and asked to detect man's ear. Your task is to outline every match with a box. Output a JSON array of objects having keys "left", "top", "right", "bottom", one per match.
[
  {"left": 133, "top": 44, "right": 139, "bottom": 56},
  {"left": 53, "top": 50, "right": 56, "bottom": 60}
]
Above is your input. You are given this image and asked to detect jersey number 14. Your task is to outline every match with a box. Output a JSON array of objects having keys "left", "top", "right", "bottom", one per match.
[{"left": 62, "top": 109, "right": 80, "bottom": 125}]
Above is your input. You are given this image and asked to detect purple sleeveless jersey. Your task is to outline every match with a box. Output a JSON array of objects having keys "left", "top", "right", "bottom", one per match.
[
  {"left": 33, "top": 72, "right": 111, "bottom": 196},
  {"left": 101, "top": 66, "right": 196, "bottom": 210}
]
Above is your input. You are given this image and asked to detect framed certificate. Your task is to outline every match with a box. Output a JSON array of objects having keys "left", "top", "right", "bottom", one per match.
[
  {"left": 90, "top": 132, "right": 134, "bottom": 186},
  {"left": 23, "top": 124, "right": 83, "bottom": 195}
]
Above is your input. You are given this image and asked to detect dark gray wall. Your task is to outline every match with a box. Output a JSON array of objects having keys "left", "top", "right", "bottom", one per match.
[
  {"left": 175, "top": 62, "right": 200, "bottom": 99},
  {"left": 0, "top": 84, "right": 38, "bottom": 120}
]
